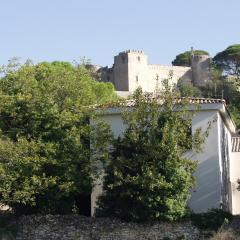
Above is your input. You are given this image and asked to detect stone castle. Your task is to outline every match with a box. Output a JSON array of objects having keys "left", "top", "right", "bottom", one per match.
[{"left": 88, "top": 49, "right": 211, "bottom": 93}]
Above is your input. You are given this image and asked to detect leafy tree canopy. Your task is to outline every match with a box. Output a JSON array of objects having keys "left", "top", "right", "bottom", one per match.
[
  {"left": 172, "top": 50, "right": 209, "bottom": 66},
  {"left": 177, "top": 66, "right": 240, "bottom": 128},
  {"left": 213, "top": 44, "right": 240, "bottom": 81},
  {"left": 96, "top": 82, "right": 208, "bottom": 222},
  {"left": 0, "top": 59, "right": 116, "bottom": 214},
  {"left": 178, "top": 83, "right": 202, "bottom": 97}
]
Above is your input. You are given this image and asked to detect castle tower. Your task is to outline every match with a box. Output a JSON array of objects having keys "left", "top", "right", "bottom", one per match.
[
  {"left": 191, "top": 52, "right": 211, "bottom": 87},
  {"left": 112, "top": 50, "right": 148, "bottom": 91},
  {"left": 112, "top": 51, "right": 129, "bottom": 91}
]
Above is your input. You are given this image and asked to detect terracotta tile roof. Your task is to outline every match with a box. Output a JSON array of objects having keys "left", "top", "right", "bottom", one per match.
[
  {"left": 98, "top": 97, "right": 226, "bottom": 109},
  {"left": 182, "top": 97, "right": 225, "bottom": 104},
  {"left": 232, "top": 137, "right": 240, "bottom": 152}
]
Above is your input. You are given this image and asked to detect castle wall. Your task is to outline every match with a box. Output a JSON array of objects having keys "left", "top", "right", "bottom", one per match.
[
  {"left": 128, "top": 61, "right": 192, "bottom": 92},
  {"left": 146, "top": 65, "right": 192, "bottom": 91},
  {"left": 101, "top": 50, "right": 195, "bottom": 92},
  {"left": 127, "top": 51, "right": 149, "bottom": 92},
  {"left": 192, "top": 55, "right": 211, "bottom": 86},
  {"left": 112, "top": 53, "right": 129, "bottom": 91},
  {"left": 99, "top": 50, "right": 210, "bottom": 92}
]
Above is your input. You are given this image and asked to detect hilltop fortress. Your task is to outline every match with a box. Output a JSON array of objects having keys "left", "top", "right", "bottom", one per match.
[{"left": 89, "top": 49, "right": 211, "bottom": 93}]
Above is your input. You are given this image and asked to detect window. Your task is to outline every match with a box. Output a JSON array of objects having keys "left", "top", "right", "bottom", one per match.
[
  {"left": 137, "top": 56, "right": 141, "bottom": 62},
  {"left": 136, "top": 75, "right": 139, "bottom": 83},
  {"left": 155, "top": 74, "right": 159, "bottom": 89}
]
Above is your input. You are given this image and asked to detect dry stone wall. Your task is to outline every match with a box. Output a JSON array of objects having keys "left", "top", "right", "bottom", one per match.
[{"left": 16, "top": 215, "right": 201, "bottom": 240}]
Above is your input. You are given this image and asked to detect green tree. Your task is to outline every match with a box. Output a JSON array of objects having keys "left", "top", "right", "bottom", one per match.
[
  {"left": 177, "top": 65, "right": 240, "bottom": 128},
  {"left": 213, "top": 44, "right": 240, "bottom": 83},
  {"left": 198, "top": 67, "right": 240, "bottom": 128},
  {"left": 172, "top": 50, "right": 209, "bottom": 66},
  {"left": 0, "top": 60, "right": 116, "bottom": 214},
  {"left": 96, "top": 82, "right": 208, "bottom": 222},
  {"left": 178, "top": 83, "right": 202, "bottom": 97}
]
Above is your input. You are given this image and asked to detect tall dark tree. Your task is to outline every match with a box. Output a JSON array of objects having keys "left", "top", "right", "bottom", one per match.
[{"left": 213, "top": 44, "right": 240, "bottom": 83}]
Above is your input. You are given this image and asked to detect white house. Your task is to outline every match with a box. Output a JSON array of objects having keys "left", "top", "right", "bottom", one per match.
[{"left": 91, "top": 97, "right": 240, "bottom": 216}]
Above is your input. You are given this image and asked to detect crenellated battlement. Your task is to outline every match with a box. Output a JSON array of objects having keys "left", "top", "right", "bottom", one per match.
[
  {"left": 193, "top": 54, "right": 209, "bottom": 62},
  {"left": 119, "top": 49, "right": 145, "bottom": 55}
]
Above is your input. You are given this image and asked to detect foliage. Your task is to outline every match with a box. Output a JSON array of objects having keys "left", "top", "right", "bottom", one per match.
[
  {"left": 190, "top": 209, "right": 232, "bottom": 231},
  {"left": 0, "top": 212, "right": 17, "bottom": 239},
  {"left": 0, "top": 60, "right": 116, "bottom": 214},
  {"left": 177, "top": 66, "right": 240, "bottom": 128},
  {"left": 226, "top": 105, "right": 240, "bottom": 129},
  {"left": 96, "top": 81, "right": 208, "bottom": 222},
  {"left": 199, "top": 79, "right": 238, "bottom": 102},
  {"left": 213, "top": 44, "right": 240, "bottom": 82},
  {"left": 198, "top": 76, "right": 240, "bottom": 128},
  {"left": 211, "top": 44, "right": 240, "bottom": 127},
  {"left": 172, "top": 50, "right": 209, "bottom": 66},
  {"left": 178, "top": 83, "right": 202, "bottom": 97}
]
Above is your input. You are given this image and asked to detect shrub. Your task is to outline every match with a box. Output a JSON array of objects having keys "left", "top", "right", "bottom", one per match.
[
  {"left": 0, "top": 212, "right": 17, "bottom": 239},
  {"left": 96, "top": 82, "right": 208, "bottom": 222},
  {"left": 190, "top": 209, "right": 232, "bottom": 231}
]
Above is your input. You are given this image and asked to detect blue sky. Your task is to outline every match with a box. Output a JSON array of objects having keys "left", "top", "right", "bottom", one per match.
[{"left": 1, "top": 0, "right": 239, "bottom": 66}]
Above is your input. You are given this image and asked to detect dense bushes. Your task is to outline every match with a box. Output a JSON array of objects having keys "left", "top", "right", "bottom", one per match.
[
  {"left": 96, "top": 83, "right": 208, "bottom": 222},
  {"left": 190, "top": 209, "right": 232, "bottom": 231},
  {"left": 0, "top": 60, "right": 115, "bottom": 215}
]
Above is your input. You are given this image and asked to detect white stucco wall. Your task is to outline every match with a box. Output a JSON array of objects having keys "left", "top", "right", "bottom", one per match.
[
  {"left": 91, "top": 114, "right": 126, "bottom": 216},
  {"left": 229, "top": 151, "right": 240, "bottom": 214},
  {"left": 187, "top": 111, "right": 222, "bottom": 212}
]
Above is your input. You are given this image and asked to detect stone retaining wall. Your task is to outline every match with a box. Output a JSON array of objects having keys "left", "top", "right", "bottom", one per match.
[{"left": 15, "top": 215, "right": 201, "bottom": 240}]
